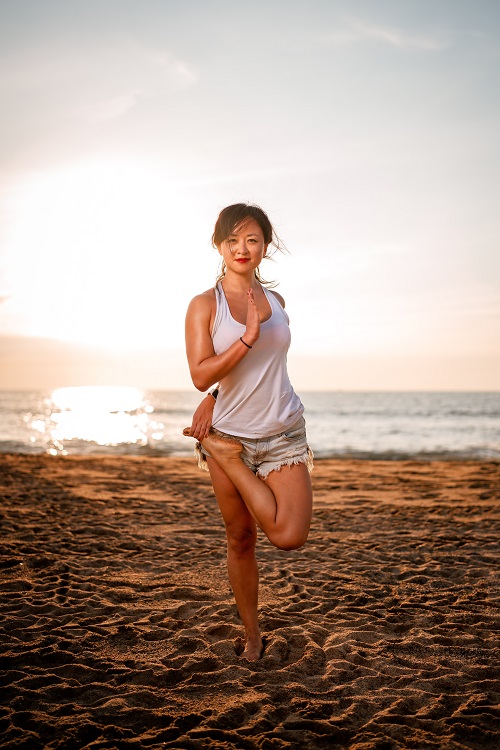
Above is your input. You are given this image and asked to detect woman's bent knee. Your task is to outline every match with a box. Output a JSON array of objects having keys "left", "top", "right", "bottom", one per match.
[{"left": 271, "top": 529, "right": 309, "bottom": 551}]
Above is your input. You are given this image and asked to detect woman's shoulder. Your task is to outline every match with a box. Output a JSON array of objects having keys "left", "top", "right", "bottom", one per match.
[
  {"left": 267, "top": 289, "right": 285, "bottom": 309},
  {"left": 192, "top": 286, "right": 217, "bottom": 302},
  {"left": 186, "top": 287, "right": 217, "bottom": 316}
]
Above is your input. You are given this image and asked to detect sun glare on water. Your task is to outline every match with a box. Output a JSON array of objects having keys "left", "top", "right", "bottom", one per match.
[{"left": 25, "top": 386, "right": 164, "bottom": 454}]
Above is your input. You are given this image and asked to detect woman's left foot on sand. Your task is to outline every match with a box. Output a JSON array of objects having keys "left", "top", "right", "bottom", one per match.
[{"left": 242, "top": 635, "right": 263, "bottom": 661}]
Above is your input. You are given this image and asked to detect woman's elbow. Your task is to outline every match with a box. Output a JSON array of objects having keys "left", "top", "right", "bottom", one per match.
[
  {"left": 193, "top": 382, "right": 208, "bottom": 392},
  {"left": 188, "top": 359, "right": 214, "bottom": 392},
  {"left": 191, "top": 373, "right": 211, "bottom": 392}
]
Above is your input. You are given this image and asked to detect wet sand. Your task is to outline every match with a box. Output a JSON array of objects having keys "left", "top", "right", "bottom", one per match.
[{"left": 0, "top": 454, "right": 499, "bottom": 749}]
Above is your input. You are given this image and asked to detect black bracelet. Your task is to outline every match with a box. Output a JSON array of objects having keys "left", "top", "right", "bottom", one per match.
[
  {"left": 209, "top": 388, "right": 219, "bottom": 401},
  {"left": 240, "top": 337, "right": 252, "bottom": 349}
]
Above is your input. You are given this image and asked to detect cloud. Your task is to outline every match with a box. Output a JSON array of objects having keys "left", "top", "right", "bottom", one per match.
[
  {"left": 80, "top": 46, "right": 197, "bottom": 123},
  {"left": 0, "top": 40, "right": 198, "bottom": 126},
  {"left": 326, "top": 18, "right": 451, "bottom": 51},
  {"left": 79, "top": 48, "right": 198, "bottom": 124},
  {"left": 83, "top": 92, "right": 141, "bottom": 124}
]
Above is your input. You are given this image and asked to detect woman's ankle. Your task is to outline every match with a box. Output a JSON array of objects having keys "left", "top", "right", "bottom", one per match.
[{"left": 242, "top": 631, "right": 263, "bottom": 660}]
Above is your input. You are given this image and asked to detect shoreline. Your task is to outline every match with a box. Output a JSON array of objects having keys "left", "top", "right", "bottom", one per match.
[
  {"left": 1, "top": 454, "right": 499, "bottom": 748},
  {"left": 1, "top": 447, "right": 499, "bottom": 461}
]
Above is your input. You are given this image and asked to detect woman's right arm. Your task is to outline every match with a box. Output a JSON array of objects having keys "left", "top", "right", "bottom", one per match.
[{"left": 185, "top": 290, "right": 259, "bottom": 392}]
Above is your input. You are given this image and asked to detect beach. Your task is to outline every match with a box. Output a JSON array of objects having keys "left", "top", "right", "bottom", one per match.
[{"left": 1, "top": 454, "right": 499, "bottom": 749}]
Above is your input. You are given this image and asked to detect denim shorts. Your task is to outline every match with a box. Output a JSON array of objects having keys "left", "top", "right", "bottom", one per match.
[{"left": 195, "top": 416, "right": 314, "bottom": 480}]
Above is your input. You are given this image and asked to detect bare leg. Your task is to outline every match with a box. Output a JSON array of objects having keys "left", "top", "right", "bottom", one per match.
[
  {"left": 184, "top": 429, "right": 312, "bottom": 550},
  {"left": 207, "top": 456, "right": 263, "bottom": 660}
]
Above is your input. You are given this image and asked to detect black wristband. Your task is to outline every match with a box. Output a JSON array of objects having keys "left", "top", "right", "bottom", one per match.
[
  {"left": 240, "top": 337, "right": 252, "bottom": 349},
  {"left": 209, "top": 388, "right": 219, "bottom": 401}
]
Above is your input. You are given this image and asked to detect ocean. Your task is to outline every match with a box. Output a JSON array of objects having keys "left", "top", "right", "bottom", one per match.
[{"left": 1, "top": 388, "right": 499, "bottom": 460}]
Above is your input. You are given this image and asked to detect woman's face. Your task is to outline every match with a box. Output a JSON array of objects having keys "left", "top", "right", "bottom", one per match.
[{"left": 218, "top": 218, "right": 268, "bottom": 273}]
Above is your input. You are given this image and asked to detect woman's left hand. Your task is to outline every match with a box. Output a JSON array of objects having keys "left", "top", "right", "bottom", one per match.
[
  {"left": 188, "top": 394, "right": 216, "bottom": 440},
  {"left": 243, "top": 288, "right": 260, "bottom": 346}
]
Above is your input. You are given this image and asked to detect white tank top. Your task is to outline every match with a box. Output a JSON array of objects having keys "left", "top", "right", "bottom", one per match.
[{"left": 211, "top": 281, "right": 304, "bottom": 438}]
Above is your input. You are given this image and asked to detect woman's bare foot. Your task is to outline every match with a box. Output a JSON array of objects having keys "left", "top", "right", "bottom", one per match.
[
  {"left": 183, "top": 427, "right": 243, "bottom": 461},
  {"left": 242, "top": 634, "right": 263, "bottom": 661}
]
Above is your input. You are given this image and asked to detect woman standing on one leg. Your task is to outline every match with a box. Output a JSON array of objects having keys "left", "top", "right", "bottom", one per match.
[{"left": 184, "top": 203, "right": 313, "bottom": 660}]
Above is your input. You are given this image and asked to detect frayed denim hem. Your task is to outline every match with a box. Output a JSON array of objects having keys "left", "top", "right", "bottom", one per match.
[
  {"left": 194, "top": 441, "right": 209, "bottom": 472},
  {"left": 194, "top": 442, "right": 314, "bottom": 480},
  {"left": 257, "top": 447, "right": 314, "bottom": 480}
]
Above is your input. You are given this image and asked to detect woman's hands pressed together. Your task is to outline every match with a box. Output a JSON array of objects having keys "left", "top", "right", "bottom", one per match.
[{"left": 243, "top": 289, "right": 260, "bottom": 347}]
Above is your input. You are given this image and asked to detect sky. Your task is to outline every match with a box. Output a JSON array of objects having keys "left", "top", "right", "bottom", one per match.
[{"left": 0, "top": 0, "right": 499, "bottom": 391}]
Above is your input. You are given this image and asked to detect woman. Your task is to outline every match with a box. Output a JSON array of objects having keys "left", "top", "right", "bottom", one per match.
[{"left": 183, "top": 203, "right": 313, "bottom": 660}]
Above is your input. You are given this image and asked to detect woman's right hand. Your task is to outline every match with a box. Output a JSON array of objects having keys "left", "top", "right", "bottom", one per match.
[{"left": 244, "top": 289, "right": 260, "bottom": 346}]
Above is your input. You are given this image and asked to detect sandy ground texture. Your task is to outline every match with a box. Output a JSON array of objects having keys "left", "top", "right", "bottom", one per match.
[{"left": 0, "top": 454, "right": 499, "bottom": 750}]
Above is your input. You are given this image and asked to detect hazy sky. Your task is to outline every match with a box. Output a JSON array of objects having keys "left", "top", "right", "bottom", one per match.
[{"left": 0, "top": 0, "right": 499, "bottom": 390}]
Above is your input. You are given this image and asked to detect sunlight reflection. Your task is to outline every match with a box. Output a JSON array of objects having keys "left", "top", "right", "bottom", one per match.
[{"left": 24, "top": 386, "right": 164, "bottom": 455}]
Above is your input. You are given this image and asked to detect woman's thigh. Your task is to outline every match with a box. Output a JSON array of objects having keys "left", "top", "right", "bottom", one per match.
[{"left": 207, "top": 456, "right": 257, "bottom": 547}]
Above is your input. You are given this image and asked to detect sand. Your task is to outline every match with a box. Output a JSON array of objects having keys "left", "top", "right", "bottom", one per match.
[{"left": 0, "top": 454, "right": 499, "bottom": 750}]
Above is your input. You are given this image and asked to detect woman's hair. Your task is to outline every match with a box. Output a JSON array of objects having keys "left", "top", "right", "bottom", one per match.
[{"left": 212, "top": 203, "right": 286, "bottom": 287}]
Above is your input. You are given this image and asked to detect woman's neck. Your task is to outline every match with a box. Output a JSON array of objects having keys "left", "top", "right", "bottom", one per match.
[{"left": 221, "top": 270, "right": 260, "bottom": 294}]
